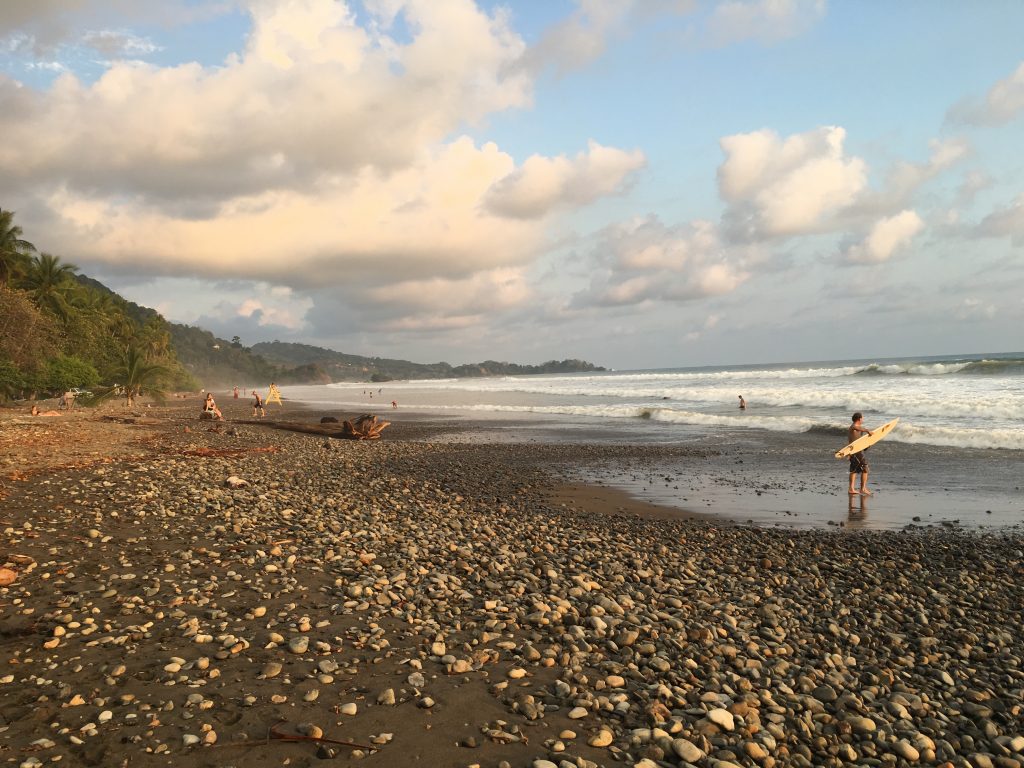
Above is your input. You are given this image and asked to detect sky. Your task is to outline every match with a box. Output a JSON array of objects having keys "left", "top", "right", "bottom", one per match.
[{"left": 1, "top": 0, "right": 1022, "bottom": 370}]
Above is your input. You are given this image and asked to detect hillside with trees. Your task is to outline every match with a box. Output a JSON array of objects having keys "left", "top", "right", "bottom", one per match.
[
  {"left": 1, "top": 209, "right": 196, "bottom": 402},
  {"left": 0, "top": 209, "right": 603, "bottom": 402}
]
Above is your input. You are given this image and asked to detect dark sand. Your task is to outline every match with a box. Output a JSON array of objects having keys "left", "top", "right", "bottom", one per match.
[{"left": 2, "top": 396, "right": 1023, "bottom": 768}]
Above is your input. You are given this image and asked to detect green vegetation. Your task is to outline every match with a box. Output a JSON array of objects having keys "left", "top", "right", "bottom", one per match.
[
  {"left": 0, "top": 208, "right": 195, "bottom": 403},
  {"left": 0, "top": 208, "right": 603, "bottom": 403}
]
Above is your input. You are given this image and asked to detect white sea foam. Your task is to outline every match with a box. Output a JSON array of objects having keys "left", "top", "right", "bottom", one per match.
[{"left": 294, "top": 352, "right": 1024, "bottom": 452}]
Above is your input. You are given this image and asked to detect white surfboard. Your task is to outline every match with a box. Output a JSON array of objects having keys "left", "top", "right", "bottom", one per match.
[{"left": 835, "top": 418, "right": 899, "bottom": 459}]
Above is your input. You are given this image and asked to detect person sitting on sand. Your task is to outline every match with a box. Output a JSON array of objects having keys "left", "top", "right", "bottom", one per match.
[
  {"left": 30, "top": 404, "right": 62, "bottom": 416},
  {"left": 848, "top": 412, "right": 873, "bottom": 496},
  {"left": 204, "top": 393, "right": 223, "bottom": 420},
  {"left": 253, "top": 390, "right": 265, "bottom": 419}
]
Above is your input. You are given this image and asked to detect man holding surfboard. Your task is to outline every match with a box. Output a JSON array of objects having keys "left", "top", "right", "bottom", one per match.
[{"left": 847, "top": 412, "right": 873, "bottom": 496}]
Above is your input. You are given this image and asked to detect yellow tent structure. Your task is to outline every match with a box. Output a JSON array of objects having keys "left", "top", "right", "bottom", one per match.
[{"left": 266, "top": 383, "right": 283, "bottom": 405}]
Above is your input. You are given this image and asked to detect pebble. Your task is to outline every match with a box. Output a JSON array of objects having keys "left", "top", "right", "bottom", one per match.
[{"left": 588, "top": 728, "right": 614, "bottom": 747}]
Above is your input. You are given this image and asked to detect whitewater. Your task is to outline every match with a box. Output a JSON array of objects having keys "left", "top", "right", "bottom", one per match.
[{"left": 286, "top": 352, "right": 1024, "bottom": 453}]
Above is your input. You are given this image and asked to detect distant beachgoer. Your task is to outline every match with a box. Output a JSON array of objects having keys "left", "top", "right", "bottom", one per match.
[
  {"left": 233, "top": 386, "right": 239, "bottom": 399},
  {"left": 204, "top": 393, "right": 223, "bottom": 420},
  {"left": 253, "top": 390, "right": 265, "bottom": 419},
  {"left": 738, "top": 395, "right": 746, "bottom": 410},
  {"left": 30, "top": 404, "right": 39, "bottom": 416},
  {"left": 61, "top": 390, "right": 75, "bottom": 410},
  {"left": 848, "top": 412, "right": 873, "bottom": 496},
  {"left": 391, "top": 400, "right": 397, "bottom": 409}
]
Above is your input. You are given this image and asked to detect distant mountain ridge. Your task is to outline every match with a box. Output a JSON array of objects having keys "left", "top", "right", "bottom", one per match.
[
  {"left": 251, "top": 340, "right": 605, "bottom": 382},
  {"left": 74, "top": 276, "right": 604, "bottom": 385}
]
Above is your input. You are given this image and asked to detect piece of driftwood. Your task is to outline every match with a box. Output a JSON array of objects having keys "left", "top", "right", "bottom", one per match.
[{"left": 254, "top": 415, "right": 390, "bottom": 441}]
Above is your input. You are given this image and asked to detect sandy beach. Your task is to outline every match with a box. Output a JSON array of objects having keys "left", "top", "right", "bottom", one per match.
[{"left": 2, "top": 397, "right": 1023, "bottom": 768}]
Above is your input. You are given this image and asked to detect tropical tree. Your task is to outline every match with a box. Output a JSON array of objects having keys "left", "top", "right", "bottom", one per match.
[
  {"left": 19, "top": 252, "right": 79, "bottom": 320},
  {"left": 138, "top": 316, "right": 173, "bottom": 360},
  {"left": 0, "top": 209, "right": 36, "bottom": 285},
  {"left": 0, "top": 285, "right": 60, "bottom": 371},
  {"left": 100, "top": 346, "right": 171, "bottom": 408}
]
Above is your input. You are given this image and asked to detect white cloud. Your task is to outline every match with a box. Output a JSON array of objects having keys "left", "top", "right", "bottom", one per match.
[
  {"left": 0, "top": 0, "right": 532, "bottom": 201},
  {"left": 359, "top": 268, "right": 532, "bottom": 331},
  {"left": 706, "top": 0, "right": 826, "bottom": 46},
  {"left": 976, "top": 195, "right": 1024, "bottom": 245},
  {"left": 948, "top": 61, "right": 1024, "bottom": 126},
  {"left": 235, "top": 288, "right": 313, "bottom": 331},
  {"left": 884, "top": 138, "right": 968, "bottom": 201},
  {"left": 518, "top": 0, "right": 695, "bottom": 76},
  {"left": 954, "top": 297, "right": 997, "bottom": 321},
  {"left": 81, "top": 28, "right": 160, "bottom": 58},
  {"left": 574, "top": 216, "right": 751, "bottom": 307},
  {"left": 841, "top": 210, "right": 924, "bottom": 264},
  {"left": 484, "top": 141, "right": 645, "bottom": 219},
  {"left": 37, "top": 137, "right": 545, "bottom": 284},
  {"left": 718, "top": 126, "right": 867, "bottom": 238}
]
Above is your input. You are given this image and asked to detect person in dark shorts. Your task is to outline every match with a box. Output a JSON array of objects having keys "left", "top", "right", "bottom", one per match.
[
  {"left": 738, "top": 395, "right": 746, "bottom": 410},
  {"left": 253, "top": 390, "right": 265, "bottom": 419},
  {"left": 847, "top": 412, "right": 873, "bottom": 496}
]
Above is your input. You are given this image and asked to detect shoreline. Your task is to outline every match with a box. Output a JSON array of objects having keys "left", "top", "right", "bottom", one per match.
[{"left": 2, "top": 397, "right": 1023, "bottom": 768}]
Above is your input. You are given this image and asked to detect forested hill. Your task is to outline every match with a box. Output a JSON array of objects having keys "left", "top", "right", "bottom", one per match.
[
  {"left": 1, "top": 210, "right": 601, "bottom": 400},
  {"left": 251, "top": 340, "right": 605, "bottom": 382}
]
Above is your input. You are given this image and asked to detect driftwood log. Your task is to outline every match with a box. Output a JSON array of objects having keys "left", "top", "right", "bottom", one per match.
[{"left": 254, "top": 414, "right": 390, "bottom": 440}]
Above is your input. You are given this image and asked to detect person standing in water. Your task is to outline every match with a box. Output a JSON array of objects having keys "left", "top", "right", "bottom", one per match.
[
  {"left": 738, "top": 395, "right": 746, "bottom": 410},
  {"left": 847, "top": 412, "right": 874, "bottom": 496}
]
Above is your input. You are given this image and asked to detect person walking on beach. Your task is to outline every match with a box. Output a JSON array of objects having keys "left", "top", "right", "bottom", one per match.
[
  {"left": 848, "top": 412, "right": 873, "bottom": 496},
  {"left": 253, "top": 390, "right": 265, "bottom": 419},
  {"left": 738, "top": 395, "right": 746, "bottom": 410}
]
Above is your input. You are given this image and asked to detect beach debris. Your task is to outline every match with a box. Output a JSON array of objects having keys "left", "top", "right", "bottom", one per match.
[
  {"left": 341, "top": 414, "right": 390, "bottom": 439},
  {"left": 258, "top": 414, "right": 390, "bottom": 440}
]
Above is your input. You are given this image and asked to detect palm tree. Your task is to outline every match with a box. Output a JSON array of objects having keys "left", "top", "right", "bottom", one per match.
[
  {"left": 20, "top": 252, "right": 79, "bottom": 320},
  {"left": 0, "top": 209, "right": 36, "bottom": 286},
  {"left": 138, "top": 316, "right": 173, "bottom": 360},
  {"left": 101, "top": 346, "right": 171, "bottom": 408}
]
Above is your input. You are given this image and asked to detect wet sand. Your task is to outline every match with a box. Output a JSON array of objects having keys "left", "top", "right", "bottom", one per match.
[{"left": 2, "top": 397, "right": 1023, "bottom": 768}]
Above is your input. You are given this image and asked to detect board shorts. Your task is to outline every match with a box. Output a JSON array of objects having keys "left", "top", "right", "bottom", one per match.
[{"left": 849, "top": 451, "right": 869, "bottom": 474}]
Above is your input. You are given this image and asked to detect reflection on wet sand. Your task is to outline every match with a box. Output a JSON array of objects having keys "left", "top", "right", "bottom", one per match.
[{"left": 847, "top": 493, "right": 869, "bottom": 528}]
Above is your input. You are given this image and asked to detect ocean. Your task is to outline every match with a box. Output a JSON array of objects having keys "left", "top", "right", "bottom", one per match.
[{"left": 281, "top": 352, "right": 1024, "bottom": 530}]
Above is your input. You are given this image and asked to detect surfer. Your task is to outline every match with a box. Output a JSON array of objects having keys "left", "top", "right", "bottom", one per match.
[{"left": 848, "top": 412, "right": 874, "bottom": 496}]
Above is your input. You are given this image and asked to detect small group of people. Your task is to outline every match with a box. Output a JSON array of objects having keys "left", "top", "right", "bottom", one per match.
[{"left": 202, "top": 388, "right": 267, "bottom": 420}]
